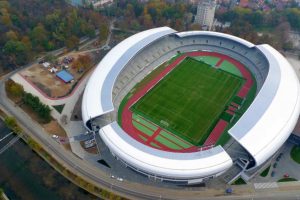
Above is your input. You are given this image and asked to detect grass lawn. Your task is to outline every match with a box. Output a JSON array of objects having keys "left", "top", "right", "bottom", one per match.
[
  {"left": 260, "top": 165, "right": 271, "bottom": 177},
  {"left": 52, "top": 104, "right": 65, "bottom": 114},
  {"left": 232, "top": 177, "right": 246, "bottom": 185},
  {"left": 277, "top": 178, "right": 297, "bottom": 182},
  {"left": 131, "top": 57, "right": 243, "bottom": 145},
  {"left": 291, "top": 145, "right": 300, "bottom": 164}
]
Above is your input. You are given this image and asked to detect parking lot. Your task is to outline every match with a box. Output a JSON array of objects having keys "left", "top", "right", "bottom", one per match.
[{"left": 251, "top": 142, "right": 300, "bottom": 183}]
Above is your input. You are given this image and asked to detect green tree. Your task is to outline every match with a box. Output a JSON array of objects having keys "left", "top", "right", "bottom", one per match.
[
  {"left": 30, "top": 23, "right": 48, "bottom": 50},
  {"left": 99, "top": 24, "right": 109, "bottom": 42},
  {"left": 4, "top": 116, "right": 22, "bottom": 134},
  {"left": 6, "top": 30, "right": 18, "bottom": 41},
  {"left": 65, "top": 35, "right": 79, "bottom": 49},
  {"left": 3, "top": 40, "right": 28, "bottom": 65},
  {"left": 22, "top": 92, "right": 51, "bottom": 122},
  {"left": 5, "top": 79, "right": 24, "bottom": 97}
]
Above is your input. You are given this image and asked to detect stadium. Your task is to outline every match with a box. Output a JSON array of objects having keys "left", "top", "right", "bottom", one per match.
[{"left": 82, "top": 27, "right": 300, "bottom": 184}]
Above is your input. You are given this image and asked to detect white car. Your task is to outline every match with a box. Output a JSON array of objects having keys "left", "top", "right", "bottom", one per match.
[
  {"left": 117, "top": 177, "right": 123, "bottom": 182},
  {"left": 52, "top": 134, "right": 59, "bottom": 139}
]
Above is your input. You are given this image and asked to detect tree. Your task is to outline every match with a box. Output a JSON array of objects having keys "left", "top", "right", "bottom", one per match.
[
  {"left": 3, "top": 40, "right": 28, "bottom": 65},
  {"left": 5, "top": 79, "right": 24, "bottom": 97},
  {"left": 22, "top": 92, "right": 51, "bottom": 122},
  {"left": 99, "top": 24, "right": 109, "bottom": 42},
  {"left": 190, "top": 23, "right": 202, "bottom": 30},
  {"left": 30, "top": 23, "right": 48, "bottom": 51},
  {"left": 21, "top": 36, "right": 32, "bottom": 52},
  {"left": 6, "top": 30, "right": 18, "bottom": 41},
  {"left": 143, "top": 14, "right": 153, "bottom": 28},
  {"left": 65, "top": 35, "right": 79, "bottom": 49},
  {"left": 0, "top": 8, "right": 12, "bottom": 26},
  {"left": 72, "top": 54, "right": 92, "bottom": 71},
  {"left": 4, "top": 116, "right": 22, "bottom": 134}
]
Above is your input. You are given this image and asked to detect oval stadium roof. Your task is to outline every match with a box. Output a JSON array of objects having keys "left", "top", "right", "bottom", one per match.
[{"left": 82, "top": 27, "right": 300, "bottom": 179}]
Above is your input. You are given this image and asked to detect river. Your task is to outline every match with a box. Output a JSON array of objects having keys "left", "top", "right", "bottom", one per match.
[{"left": 0, "top": 120, "right": 99, "bottom": 200}]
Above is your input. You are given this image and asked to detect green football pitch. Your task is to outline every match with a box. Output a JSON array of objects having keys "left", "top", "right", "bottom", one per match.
[{"left": 131, "top": 57, "right": 244, "bottom": 145}]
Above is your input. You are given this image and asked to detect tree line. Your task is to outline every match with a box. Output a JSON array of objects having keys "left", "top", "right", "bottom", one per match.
[
  {"left": 100, "top": 0, "right": 195, "bottom": 31},
  {"left": 99, "top": 0, "right": 300, "bottom": 51},
  {"left": 215, "top": 7, "right": 300, "bottom": 50},
  {"left": 0, "top": 0, "right": 109, "bottom": 72}
]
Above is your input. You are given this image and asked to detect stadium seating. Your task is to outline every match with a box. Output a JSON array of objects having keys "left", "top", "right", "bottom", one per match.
[{"left": 112, "top": 33, "right": 269, "bottom": 111}]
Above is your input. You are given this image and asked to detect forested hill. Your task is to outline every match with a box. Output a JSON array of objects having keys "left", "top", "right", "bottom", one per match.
[{"left": 0, "top": 0, "right": 108, "bottom": 72}]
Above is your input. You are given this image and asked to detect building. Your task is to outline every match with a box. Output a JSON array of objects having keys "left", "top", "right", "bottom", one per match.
[
  {"left": 194, "top": 0, "right": 217, "bottom": 30},
  {"left": 69, "top": 0, "right": 113, "bottom": 8},
  {"left": 82, "top": 27, "right": 300, "bottom": 184},
  {"left": 90, "top": 0, "right": 113, "bottom": 8}
]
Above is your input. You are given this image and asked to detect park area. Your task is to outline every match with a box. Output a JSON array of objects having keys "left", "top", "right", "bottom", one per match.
[{"left": 131, "top": 57, "right": 244, "bottom": 145}]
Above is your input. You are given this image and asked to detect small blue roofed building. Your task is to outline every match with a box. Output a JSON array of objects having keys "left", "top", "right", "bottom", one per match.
[{"left": 56, "top": 70, "right": 74, "bottom": 83}]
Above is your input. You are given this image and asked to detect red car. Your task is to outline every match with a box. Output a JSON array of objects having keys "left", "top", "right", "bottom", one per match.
[{"left": 283, "top": 173, "right": 289, "bottom": 178}]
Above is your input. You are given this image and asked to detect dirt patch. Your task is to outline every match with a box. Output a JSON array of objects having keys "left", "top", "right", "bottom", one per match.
[
  {"left": 20, "top": 51, "right": 97, "bottom": 98},
  {"left": 43, "top": 120, "right": 67, "bottom": 137},
  {"left": 42, "top": 120, "right": 71, "bottom": 151}
]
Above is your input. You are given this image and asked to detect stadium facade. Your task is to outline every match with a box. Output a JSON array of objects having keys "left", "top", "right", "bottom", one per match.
[{"left": 82, "top": 27, "right": 300, "bottom": 184}]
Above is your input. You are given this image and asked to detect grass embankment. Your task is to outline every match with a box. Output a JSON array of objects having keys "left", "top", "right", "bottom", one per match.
[
  {"left": 260, "top": 165, "right": 271, "bottom": 177},
  {"left": 291, "top": 145, "right": 300, "bottom": 164},
  {"left": 278, "top": 178, "right": 297, "bottom": 182},
  {"left": 232, "top": 177, "right": 246, "bottom": 185},
  {"left": 52, "top": 104, "right": 65, "bottom": 114}
]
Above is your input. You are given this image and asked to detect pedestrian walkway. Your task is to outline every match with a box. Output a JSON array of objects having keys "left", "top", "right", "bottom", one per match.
[{"left": 254, "top": 182, "right": 278, "bottom": 189}]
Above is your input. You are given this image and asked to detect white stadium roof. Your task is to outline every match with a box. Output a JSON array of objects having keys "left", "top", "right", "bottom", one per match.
[
  {"left": 82, "top": 27, "right": 176, "bottom": 124},
  {"left": 82, "top": 27, "right": 300, "bottom": 179},
  {"left": 175, "top": 31, "right": 255, "bottom": 48},
  {"left": 229, "top": 44, "right": 300, "bottom": 166},
  {"left": 100, "top": 122, "right": 232, "bottom": 179}
]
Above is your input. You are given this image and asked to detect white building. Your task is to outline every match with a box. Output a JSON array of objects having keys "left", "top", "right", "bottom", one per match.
[
  {"left": 194, "top": 0, "right": 217, "bottom": 30},
  {"left": 91, "top": 0, "right": 113, "bottom": 8}
]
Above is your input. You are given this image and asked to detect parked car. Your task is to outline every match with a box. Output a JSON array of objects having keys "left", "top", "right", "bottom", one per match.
[
  {"left": 117, "top": 177, "right": 124, "bottom": 182},
  {"left": 271, "top": 171, "right": 275, "bottom": 177},
  {"left": 52, "top": 134, "right": 59, "bottom": 139}
]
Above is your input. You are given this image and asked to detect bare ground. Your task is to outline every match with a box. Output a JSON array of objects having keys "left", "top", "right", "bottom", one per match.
[{"left": 20, "top": 52, "right": 96, "bottom": 98}]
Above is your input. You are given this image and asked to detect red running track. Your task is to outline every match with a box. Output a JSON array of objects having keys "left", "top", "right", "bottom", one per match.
[
  {"left": 204, "top": 120, "right": 228, "bottom": 146},
  {"left": 121, "top": 51, "right": 253, "bottom": 152}
]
